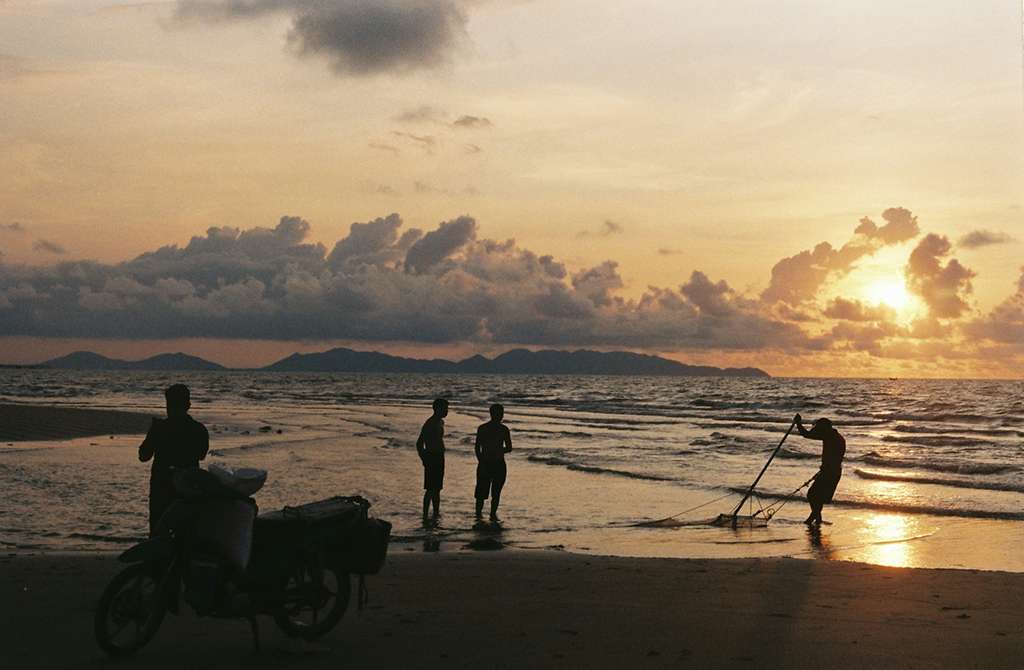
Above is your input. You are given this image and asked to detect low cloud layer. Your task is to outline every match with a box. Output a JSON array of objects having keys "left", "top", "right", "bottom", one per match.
[
  {"left": 1, "top": 208, "right": 1019, "bottom": 368},
  {"left": 174, "top": 1, "right": 470, "bottom": 76},
  {"left": 0, "top": 213, "right": 807, "bottom": 351}
]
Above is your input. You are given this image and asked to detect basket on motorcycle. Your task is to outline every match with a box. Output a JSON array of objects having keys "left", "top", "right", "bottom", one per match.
[
  {"left": 345, "top": 517, "right": 392, "bottom": 575},
  {"left": 255, "top": 496, "right": 364, "bottom": 548},
  {"left": 253, "top": 495, "right": 391, "bottom": 575}
]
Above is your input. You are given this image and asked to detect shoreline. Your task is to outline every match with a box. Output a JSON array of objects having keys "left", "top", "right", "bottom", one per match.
[
  {"left": 0, "top": 402, "right": 153, "bottom": 442},
  {"left": 1, "top": 402, "right": 1021, "bottom": 572},
  {"left": 2, "top": 550, "right": 1021, "bottom": 668}
]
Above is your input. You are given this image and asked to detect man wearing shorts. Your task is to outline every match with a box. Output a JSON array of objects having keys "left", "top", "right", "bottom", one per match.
[
  {"left": 795, "top": 414, "right": 846, "bottom": 525},
  {"left": 474, "top": 403, "right": 513, "bottom": 521},
  {"left": 417, "top": 398, "right": 448, "bottom": 522}
]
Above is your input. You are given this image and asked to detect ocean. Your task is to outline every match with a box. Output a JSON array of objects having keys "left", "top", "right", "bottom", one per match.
[{"left": 1, "top": 370, "right": 1021, "bottom": 571}]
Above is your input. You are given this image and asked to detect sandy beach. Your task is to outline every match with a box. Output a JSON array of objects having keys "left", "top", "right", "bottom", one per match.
[
  {"left": 1, "top": 550, "right": 1021, "bottom": 669},
  {"left": 0, "top": 403, "right": 153, "bottom": 442}
]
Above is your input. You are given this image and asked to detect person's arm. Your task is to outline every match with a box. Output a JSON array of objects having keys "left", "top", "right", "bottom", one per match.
[
  {"left": 138, "top": 418, "right": 159, "bottom": 462},
  {"left": 474, "top": 426, "right": 483, "bottom": 461},
  {"left": 793, "top": 413, "right": 812, "bottom": 438},
  {"left": 196, "top": 424, "right": 209, "bottom": 461},
  {"left": 503, "top": 425, "right": 512, "bottom": 454},
  {"left": 416, "top": 422, "right": 428, "bottom": 460}
]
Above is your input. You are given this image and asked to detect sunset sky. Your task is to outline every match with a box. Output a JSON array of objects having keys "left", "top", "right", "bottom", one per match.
[{"left": 1, "top": 1, "right": 1022, "bottom": 376}]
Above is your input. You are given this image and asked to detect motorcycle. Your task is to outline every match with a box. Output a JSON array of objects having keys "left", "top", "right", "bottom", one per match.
[{"left": 94, "top": 468, "right": 391, "bottom": 656}]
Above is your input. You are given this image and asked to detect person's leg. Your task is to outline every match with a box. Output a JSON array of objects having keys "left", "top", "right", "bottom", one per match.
[
  {"left": 422, "top": 491, "right": 431, "bottom": 520},
  {"left": 489, "top": 462, "right": 507, "bottom": 520},
  {"left": 431, "top": 490, "right": 441, "bottom": 516},
  {"left": 474, "top": 461, "right": 490, "bottom": 519}
]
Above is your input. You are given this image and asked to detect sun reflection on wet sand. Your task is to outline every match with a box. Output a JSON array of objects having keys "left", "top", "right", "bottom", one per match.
[
  {"left": 813, "top": 511, "right": 941, "bottom": 569},
  {"left": 862, "top": 514, "right": 913, "bottom": 567}
]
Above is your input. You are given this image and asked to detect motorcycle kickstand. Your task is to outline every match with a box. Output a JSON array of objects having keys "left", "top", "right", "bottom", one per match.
[{"left": 246, "top": 616, "right": 261, "bottom": 653}]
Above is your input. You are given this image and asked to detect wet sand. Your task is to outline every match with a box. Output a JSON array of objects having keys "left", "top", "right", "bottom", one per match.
[
  {"left": 2, "top": 551, "right": 1021, "bottom": 669},
  {"left": 0, "top": 403, "right": 152, "bottom": 442}
]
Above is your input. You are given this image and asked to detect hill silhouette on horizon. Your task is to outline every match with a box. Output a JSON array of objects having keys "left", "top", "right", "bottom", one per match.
[{"left": 38, "top": 347, "right": 769, "bottom": 377}]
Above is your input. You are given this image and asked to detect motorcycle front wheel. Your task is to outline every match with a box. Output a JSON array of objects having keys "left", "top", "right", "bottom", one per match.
[
  {"left": 273, "top": 561, "right": 350, "bottom": 640},
  {"left": 94, "top": 563, "right": 167, "bottom": 656}
]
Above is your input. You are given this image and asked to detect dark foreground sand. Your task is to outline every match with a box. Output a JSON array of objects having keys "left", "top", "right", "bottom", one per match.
[
  {"left": 0, "top": 403, "right": 152, "bottom": 442},
  {"left": 1, "top": 551, "right": 1020, "bottom": 669}
]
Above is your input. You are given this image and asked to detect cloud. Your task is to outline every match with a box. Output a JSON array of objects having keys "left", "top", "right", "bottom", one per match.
[
  {"left": 822, "top": 297, "right": 896, "bottom": 322},
  {"left": 369, "top": 142, "right": 399, "bottom": 155},
  {"left": 657, "top": 248, "right": 683, "bottom": 256},
  {"left": 0, "top": 212, "right": 812, "bottom": 352},
  {"left": 452, "top": 115, "right": 492, "bottom": 129},
  {"left": 905, "top": 233, "right": 975, "bottom": 319},
  {"left": 762, "top": 207, "right": 920, "bottom": 305},
  {"left": 854, "top": 207, "right": 920, "bottom": 246},
  {"left": 957, "top": 229, "right": 1015, "bottom": 249},
  {"left": 404, "top": 215, "right": 477, "bottom": 273},
  {"left": 1, "top": 222, "right": 26, "bottom": 234},
  {"left": 394, "top": 105, "right": 447, "bottom": 123},
  {"left": 391, "top": 131, "right": 436, "bottom": 152},
  {"left": 33, "top": 239, "right": 65, "bottom": 254},
  {"left": 327, "top": 213, "right": 405, "bottom": 270},
  {"left": 174, "top": 0, "right": 470, "bottom": 77},
  {"left": 577, "top": 220, "right": 624, "bottom": 238},
  {"left": 964, "top": 268, "right": 1024, "bottom": 346}
]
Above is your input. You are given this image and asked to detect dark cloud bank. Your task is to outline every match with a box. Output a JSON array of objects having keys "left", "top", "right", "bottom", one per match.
[
  {"left": 0, "top": 214, "right": 805, "bottom": 350},
  {"left": 0, "top": 209, "right": 1018, "bottom": 360},
  {"left": 174, "top": 0, "right": 470, "bottom": 76}
]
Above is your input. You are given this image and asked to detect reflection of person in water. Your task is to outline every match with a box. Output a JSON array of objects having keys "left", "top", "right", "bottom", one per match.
[
  {"left": 417, "top": 398, "right": 448, "bottom": 522},
  {"left": 795, "top": 414, "right": 845, "bottom": 525},
  {"left": 474, "top": 404, "right": 513, "bottom": 521},
  {"left": 139, "top": 384, "right": 209, "bottom": 535}
]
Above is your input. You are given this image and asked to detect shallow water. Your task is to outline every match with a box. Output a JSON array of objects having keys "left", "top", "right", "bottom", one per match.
[{"left": 0, "top": 370, "right": 1021, "bottom": 571}]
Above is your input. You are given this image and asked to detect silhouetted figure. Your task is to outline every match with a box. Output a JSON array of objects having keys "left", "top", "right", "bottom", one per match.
[
  {"left": 139, "top": 384, "right": 209, "bottom": 535},
  {"left": 794, "top": 414, "right": 845, "bottom": 525},
  {"left": 474, "top": 403, "right": 513, "bottom": 521},
  {"left": 417, "top": 398, "right": 448, "bottom": 522}
]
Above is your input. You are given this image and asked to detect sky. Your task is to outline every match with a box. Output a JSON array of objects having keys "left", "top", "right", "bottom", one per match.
[{"left": 0, "top": 0, "right": 1022, "bottom": 377}]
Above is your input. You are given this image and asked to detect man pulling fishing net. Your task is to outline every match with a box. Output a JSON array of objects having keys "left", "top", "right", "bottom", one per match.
[{"left": 794, "top": 414, "right": 846, "bottom": 525}]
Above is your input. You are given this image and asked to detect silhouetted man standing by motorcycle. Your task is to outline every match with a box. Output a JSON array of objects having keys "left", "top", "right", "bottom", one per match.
[{"left": 139, "top": 384, "right": 209, "bottom": 535}]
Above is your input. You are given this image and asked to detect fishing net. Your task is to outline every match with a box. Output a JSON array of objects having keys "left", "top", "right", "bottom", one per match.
[{"left": 710, "top": 513, "right": 769, "bottom": 528}]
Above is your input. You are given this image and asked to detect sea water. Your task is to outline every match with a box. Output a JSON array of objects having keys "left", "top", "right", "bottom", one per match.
[{"left": 1, "top": 370, "right": 1021, "bottom": 571}]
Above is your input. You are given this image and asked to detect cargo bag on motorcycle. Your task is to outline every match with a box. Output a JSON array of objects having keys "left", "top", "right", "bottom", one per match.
[{"left": 255, "top": 496, "right": 391, "bottom": 574}]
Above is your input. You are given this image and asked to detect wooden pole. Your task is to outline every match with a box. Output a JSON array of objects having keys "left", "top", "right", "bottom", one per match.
[{"left": 731, "top": 420, "right": 796, "bottom": 527}]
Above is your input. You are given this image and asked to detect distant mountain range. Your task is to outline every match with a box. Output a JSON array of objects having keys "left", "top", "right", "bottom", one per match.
[
  {"left": 40, "top": 347, "right": 769, "bottom": 377},
  {"left": 42, "top": 351, "right": 226, "bottom": 371}
]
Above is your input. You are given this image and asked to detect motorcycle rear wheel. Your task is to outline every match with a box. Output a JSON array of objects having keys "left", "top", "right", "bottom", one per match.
[
  {"left": 274, "top": 562, "right": 350, "bottom": 640},
  {"left": 94, "top": 563, "right": 167, "bottom": 656}
]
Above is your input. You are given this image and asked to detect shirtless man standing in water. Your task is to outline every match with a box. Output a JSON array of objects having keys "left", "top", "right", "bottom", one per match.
[
  {"left": 795, "top": 414, "right": 846, "bottom": 525},
  {"left": 474, "top": 404, "right": 513, "bottom": 521},
  {"left": 417, "top": 398, "right": 448, "bottom": 522}
]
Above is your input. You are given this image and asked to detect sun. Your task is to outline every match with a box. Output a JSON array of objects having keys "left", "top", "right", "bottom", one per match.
[{"left": 865, "top": 278, "right": 913, "bottom": 311}]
